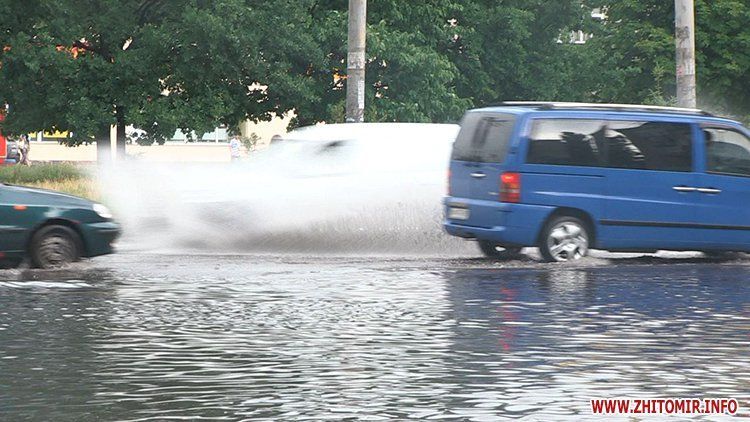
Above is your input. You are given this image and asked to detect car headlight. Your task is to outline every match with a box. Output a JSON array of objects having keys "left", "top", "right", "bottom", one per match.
[{"left": 93, "top": 203, "right": 113, "bottom": 219}]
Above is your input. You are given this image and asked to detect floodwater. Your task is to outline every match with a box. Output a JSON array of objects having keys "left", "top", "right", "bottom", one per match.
[{"left": 1, "top": 252, "right": 749, "bottom": 420}]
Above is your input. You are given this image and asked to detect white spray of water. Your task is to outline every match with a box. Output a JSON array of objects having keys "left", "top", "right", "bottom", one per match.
[{"left": 99, "top": 123, "right": 476, "bottom": 256}]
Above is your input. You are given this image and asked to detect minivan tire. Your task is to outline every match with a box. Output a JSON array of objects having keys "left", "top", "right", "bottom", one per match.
[
  {"left": 30, "top": 225, "right": 81, "bottom": 269},
  {"left": 539, "top": 216, "right": 590, "bottom": 262},
  {"left": 478, "top": 241, "right": 523, "bottom": 260}
]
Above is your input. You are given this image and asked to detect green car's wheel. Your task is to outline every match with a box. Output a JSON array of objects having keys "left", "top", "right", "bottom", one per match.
[{"left": 30, "top": 225, "right": 81, "bottom": 269}]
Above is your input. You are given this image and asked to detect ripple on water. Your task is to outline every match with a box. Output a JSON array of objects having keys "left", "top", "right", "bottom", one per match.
[{"left": 0, "top": 258, "right": 749, "bottom": 420}]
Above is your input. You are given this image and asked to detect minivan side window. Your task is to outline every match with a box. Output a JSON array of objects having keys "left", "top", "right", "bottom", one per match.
[
  {"left": 527, "top": 119, "right": 606, "bottom": 167},
  {"left": 705, "top": 128, "right": 750, "bottom": 177},
  {"left": 452, "top": 113, "right": 517, "bottom": 163},
  {"left": 606, "top": 121, "right": 693, "bottom": 172}
]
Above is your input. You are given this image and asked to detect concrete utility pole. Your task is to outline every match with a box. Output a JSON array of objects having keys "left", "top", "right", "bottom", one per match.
[
  {"left": 675, "top": 0, "right": 697, "bottom": 108},
  {"left": 346, "top": 0, "right": 367, "bottom": 123}
]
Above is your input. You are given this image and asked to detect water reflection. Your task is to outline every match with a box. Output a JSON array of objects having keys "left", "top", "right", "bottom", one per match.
[
  {"left": 442, "top": 266, "right": 750, "bottom": 419},
  {"left": 0, "top": 258, "right": 749, "bottom": 420}
]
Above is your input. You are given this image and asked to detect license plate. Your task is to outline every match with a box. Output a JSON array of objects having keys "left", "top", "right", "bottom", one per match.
[{"left": 448, "top": 206, "right": 470, "bottom": 220}]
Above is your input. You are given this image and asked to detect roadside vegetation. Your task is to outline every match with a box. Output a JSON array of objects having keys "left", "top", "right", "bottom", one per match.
[
  {"left": 0, "top": 163, "right": 98, "bottom": 201},
  {"left": 1, "top": 0, "right": 748, "bottom": 158}
]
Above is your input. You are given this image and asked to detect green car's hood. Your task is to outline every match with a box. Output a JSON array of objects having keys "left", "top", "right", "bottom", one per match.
[{"left": 0, "top": 184, "right": 94, "bottom": 207}]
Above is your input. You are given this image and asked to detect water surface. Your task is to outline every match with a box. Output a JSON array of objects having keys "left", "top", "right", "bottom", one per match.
[{"left": 1, "top": 254, "right": 748, "bottom": 420}]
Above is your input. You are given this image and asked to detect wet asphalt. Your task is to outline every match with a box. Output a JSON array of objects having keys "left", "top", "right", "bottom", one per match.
[{"left": 1, "top": 250, "right": 749, "bottom": 420}]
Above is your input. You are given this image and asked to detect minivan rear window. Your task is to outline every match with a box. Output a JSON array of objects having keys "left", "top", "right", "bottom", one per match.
[
  {"left": 452, "top": 113, "right": 517, "bottom": 163},
  {"left": 528, "top": 119, "right": 606, "bottom": 167}
]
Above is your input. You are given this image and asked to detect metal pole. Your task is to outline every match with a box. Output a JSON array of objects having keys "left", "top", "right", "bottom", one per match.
[
  {"left": 346, "top": 0, "right": 367, "bottom": 123},
  {"left": 675, "top": 0, "right": 697, "bottom": 108}
]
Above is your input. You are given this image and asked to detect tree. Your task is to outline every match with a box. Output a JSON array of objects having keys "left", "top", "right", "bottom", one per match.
[
  {"left": 0, "top": 0, "right": 324, "bottom": 159},
  {"left": 446, "top": 0, "right": 591, "bottom": 105},
  {"left": 292, "top": 0, "right": 473, "bottom": 126},
  {"left": 294, "top": 0, "right": 590, "bottom": 125},
  {"left": 694, "top": 0, "right": 750, "bottom": 119},
  {"left": 17, "top": 0, "right": 739, "bottom": 154},
  {"left": 582, "top": 1, "right": 750, "bottom": 119}
]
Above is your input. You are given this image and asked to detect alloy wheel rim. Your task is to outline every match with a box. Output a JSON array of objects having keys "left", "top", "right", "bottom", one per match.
[{"left": 547, "top": 222, "right": 588, "bottom": 262}]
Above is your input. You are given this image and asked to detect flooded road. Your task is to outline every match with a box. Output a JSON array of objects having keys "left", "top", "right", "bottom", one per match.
[{"left": 1, "top": 252, "right": 749, "bottom": 420}]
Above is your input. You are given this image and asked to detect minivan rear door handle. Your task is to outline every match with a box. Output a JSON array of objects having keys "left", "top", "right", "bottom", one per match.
[
  {"left": 470, "top": 172, "right": 487, "bottom": 179},
  {"left": 673, "top": 186, "right": 697, "bottom": 192},
  {"left": 697, "top": 187, "right": 722, "bottom": 194}
]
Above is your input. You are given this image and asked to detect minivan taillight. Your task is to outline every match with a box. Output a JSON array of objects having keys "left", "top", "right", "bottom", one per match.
[{"left": 500, "top": 172, "right": 521, "bottom": 203}]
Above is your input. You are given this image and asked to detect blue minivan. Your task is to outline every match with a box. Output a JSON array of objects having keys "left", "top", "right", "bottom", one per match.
[{"left": 444, "top": 102, "right": 750, "bottom": 261}]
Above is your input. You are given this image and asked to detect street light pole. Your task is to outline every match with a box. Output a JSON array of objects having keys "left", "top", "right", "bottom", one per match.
[
  {"left": 346, "top": 0, "right": 367, "bottom": 123},
  {"left": 675, "top": 0, "right": 697, "bottom": 108}
]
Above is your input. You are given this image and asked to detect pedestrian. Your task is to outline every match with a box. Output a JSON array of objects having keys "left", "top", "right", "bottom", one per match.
[
  {"left": 18, "top": 134, "right": 30, "bottom": 165},
  {"left": 229, "top": 135, "right": 242, "bottom": 162}
]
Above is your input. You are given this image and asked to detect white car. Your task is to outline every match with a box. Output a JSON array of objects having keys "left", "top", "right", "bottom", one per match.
[{"left": 107, "top": 123, "right": 465, "bottom": 254}]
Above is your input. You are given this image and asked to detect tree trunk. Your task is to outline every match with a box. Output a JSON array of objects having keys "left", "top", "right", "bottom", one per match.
[
  {"left": 115, "top": 105, "right": 127, "bottom": 160},
  {"left": 96, "top": 124, "right": 111, "bottom": 164}
]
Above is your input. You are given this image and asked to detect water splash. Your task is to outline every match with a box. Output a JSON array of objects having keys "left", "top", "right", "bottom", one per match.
[{"left": 99, "top": 123, "right": 476, "bottom": 256}]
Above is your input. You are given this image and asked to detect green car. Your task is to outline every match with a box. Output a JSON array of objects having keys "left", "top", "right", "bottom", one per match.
[{"left": 0, "top": 183, "right": 120, "bottom": 268}]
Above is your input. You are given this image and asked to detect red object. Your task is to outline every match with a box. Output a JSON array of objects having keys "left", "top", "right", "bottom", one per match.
[{"left": 500, "top": 172, "right": 521, "bottom": 203}]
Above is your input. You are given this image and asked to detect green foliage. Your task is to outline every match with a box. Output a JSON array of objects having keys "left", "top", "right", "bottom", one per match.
[
  {"left": 294, "top": 0, "right": 588, "bottom": 125},
  {"left": 2, "top": 0, "right": 747, "bottom": 141},
  {"left": 0, "top": 0, "right": 592, "bottom": 134},
  {"left": 582, "top": 0, "right": 750, "bottom": 117},
  {"left": 579, "top": 1, "right": 675, "bottom": 104},
  {"left": 0, "top": 162, "right": 86, "bottom": 184},
  {"left": 447, "top": 0, "right": 586, "bottom": 104},
  {"left": 695, "top": 0, "right": 750, "bottom": 117},
  {"left": 0, "top": 0, "right": 323, "bottom": 144},
  {"left": 0, "top": 163, "right": 97, "bottom": 200}
]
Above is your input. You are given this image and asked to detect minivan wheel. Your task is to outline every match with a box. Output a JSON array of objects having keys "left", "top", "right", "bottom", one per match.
[
  {"left": 30, "top": 225, "right": 81, "bottom": 269},
  {"left": 478, "top": 241, "right": 523, "bottom": 260},
  {"left": 539, "top": 216, "right": 590, "bottom": 262}
]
